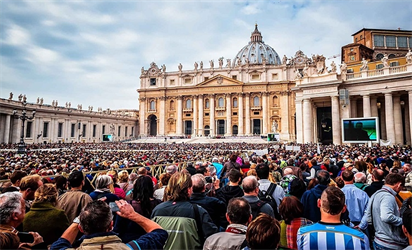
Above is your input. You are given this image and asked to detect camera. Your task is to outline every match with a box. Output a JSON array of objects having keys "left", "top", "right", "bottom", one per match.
[{"left": 205, "top": 176, "right": 213, "bottom": 183}]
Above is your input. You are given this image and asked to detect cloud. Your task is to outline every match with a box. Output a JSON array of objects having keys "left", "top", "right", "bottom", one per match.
[{"left": 241, "top": 3, "right": 261, "bottom": 15}]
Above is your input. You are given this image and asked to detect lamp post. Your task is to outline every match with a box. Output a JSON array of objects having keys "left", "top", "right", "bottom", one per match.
[{"left": 13, "top": 104, "right": 36, "bottom": 154}]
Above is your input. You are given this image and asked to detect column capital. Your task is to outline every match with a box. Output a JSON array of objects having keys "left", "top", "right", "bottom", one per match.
[
  {"left": 159, "top": 96, "right": 167, "bottom": 101},
  {"left": 177, "top": 95, "right": 183, "bottom": 100},
  {"left": 244, "top": 92, "right": 251, "bottom": 97},
  {"left": 139, "top": 97, "right": 147, "bottom": 101}
]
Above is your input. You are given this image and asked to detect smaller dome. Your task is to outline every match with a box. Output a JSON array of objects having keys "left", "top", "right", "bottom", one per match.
[{"left": 233, "top": 24, "right": 281, "bottom": 67}]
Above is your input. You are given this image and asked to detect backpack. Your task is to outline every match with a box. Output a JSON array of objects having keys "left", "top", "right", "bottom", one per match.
[
  {"left": 250, "top": 183, "right": 281, "bottom": 220},
  {"left": 152, "top": 203, "right": 204, "bottom": 250}
]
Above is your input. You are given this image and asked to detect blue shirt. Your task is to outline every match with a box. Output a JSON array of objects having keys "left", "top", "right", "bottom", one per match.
[
  {"left": 297, "top": 222, "right": 369, "bottom": 250},
  {"left": 341, "top": 184, "right": 369, "bottom": 222}
]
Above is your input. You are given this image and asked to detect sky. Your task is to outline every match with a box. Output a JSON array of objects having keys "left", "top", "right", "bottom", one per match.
[{"left": 1, "top": 0, "right": 411, "bottom": 110}]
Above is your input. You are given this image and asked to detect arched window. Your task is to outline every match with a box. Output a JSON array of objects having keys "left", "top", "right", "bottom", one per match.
[
  {"left": 376, "top": 53, "right": 384, "bottom": 60},
  {"left": 186, "top": 99, "right": 192, "bottom": 109},
  {"left": 150, "top": 100, "right": 155, "bottom": 110},
  {"left": 233, "top": 98, "right": 238, "bottom": 108},
  {"left": 205, "top": 99, "right": 210, "bottom": 109},
  {"left": 170, "top": 100, "right": 175, "bottom": 110},
  {"left": 218, "top": 97, "right": 224, "bottom": 107},
  {"left": 273, "top": 96, "right": 279, "bottom": 107},
  {"left": 253, "top": 96, "right": 260, "bottom": 106}
]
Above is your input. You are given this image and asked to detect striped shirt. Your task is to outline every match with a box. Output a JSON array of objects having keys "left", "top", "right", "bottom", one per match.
[{"left": 297, "top": 222, "right": 369, "bottom": 250}]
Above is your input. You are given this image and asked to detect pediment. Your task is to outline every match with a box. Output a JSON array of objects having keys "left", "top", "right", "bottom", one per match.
[{"left": 196, "top": 74, "right": 244, "bottom": 87}]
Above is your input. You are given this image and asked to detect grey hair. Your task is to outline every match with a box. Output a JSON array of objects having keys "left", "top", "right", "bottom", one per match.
[
  {"left": 354, "top": 172, "right": 367, "bottom": 183},
  {"left": 191, "top": 174, "right": 206, "bottom": 193},
  {"left": 208, "top": 166, "right": 217, "bottom": 176},
  {"left": 0, "top": 192, "right": 23, "bottom": 224},
  {"left": 95, "top": 175, "right": 113, "bottom": 189},
  {"left": 166, "top": 165, "right": 177, "bottom": 174}
]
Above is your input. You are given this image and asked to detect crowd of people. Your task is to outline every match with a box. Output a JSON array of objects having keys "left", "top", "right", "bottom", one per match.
[{"left": 0, "top": 141, "right": 412, "bottom": 250}]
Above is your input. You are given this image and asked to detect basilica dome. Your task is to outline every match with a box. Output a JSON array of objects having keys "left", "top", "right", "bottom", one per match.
[{"left": 233, "top": 24, "right": 281, "bottom": 67}]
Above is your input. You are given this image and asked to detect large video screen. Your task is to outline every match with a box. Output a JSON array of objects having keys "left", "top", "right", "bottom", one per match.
[
  {"left": 342, "top": 117, "right": 379, "bottom": 143},
  {"left": 102, "top": 134, "right": 113, "bottom": 142}
]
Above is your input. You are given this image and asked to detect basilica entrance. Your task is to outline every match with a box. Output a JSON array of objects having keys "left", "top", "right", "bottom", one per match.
[
  {"left": 317, "top": 107, "right": 332, "bottom": 144},
  {"left": 184, "top": 121, "right": 192, "bottom": 135},
  {"left": 232, "top": 125, "right": 238, "bottom": 135},
  {"left": 148, "top": 115, "right": 157, "bottom": 136},
  {"left": 217, "top": 120, "right": 225, "bottom": 135},
  {"left": 252, "top": 119, "right": 261, "bottom": 135}
]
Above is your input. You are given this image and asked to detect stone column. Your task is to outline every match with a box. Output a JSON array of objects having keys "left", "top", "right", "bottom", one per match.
[
  {"left": 385, "top": 93, "right": 395, "bottom": 144},
  {"left": 159, "top": 97, "right": 166, "bottom": 136},
  {"left": 350, "top": 98, "right": 357, "bottom": 117},
  {"left": 193, "top": 96, "right": 198, "bottom": 137},
  {"left": 406, "top": 93, "right": 411, "bottom": 145},
  {"left": 210, "top": 95, "right": 215, "bottom": 136},
  {"left": 198, "top": 95, "right": 204, "bottom": 136},
  {"left": 177, "top": 96, "right": 183, "bottom": 136},
  {"left": 238, "top": 93, "right": 244, "bottom": 136},
  {"left": 4, "top": 115, "right": 11, "bottom": 144},
  {"left": 331, "top": 95, "right": 341, "bottom": 145},
  {"left": 393, "top": 95, "right": 403, "bottom": 144},
  {"left": 245, "top": 93, "right": 251, "bottom": 135},
  {"left": 363, "top": 95, "right": 371, "bottom": 117},
  {"left": 139, "top": 98, "right": 146, "bottom": 136},
  {"left": 303, "top": 98, "right": 313, "bottom": 143},
  {"left": 225, "top": 94, "right": 232, "bottom": 136},
  {"left": 295, "top": 99, "right": 303, "bottom": 143},
  {"left": 262, "top": 93, "right": 268, "bottom": 134},
  {"left": 371, "top": 97, "right": 378, "bottom": 118},
  {"left": 280, "top": 92, "right": 289, "bottom": 140}
]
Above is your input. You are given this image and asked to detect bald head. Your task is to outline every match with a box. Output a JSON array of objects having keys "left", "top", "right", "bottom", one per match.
[
  {"left": 283, "top": 167, "right": 293, "bottom": 176},
  {"left": 191, "top": 174, "right": 206, "bottom": 193},
  {"left": 242, "top": 176, "right": 259, "bottom": 194}
]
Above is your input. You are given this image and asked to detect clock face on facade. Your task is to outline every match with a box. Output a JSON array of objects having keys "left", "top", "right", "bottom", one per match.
[
  {"left": 151, "top": 69, "right": 156, "bottom": 73},
  {"left": 295, "top": 57, "right": 304, "bottom": 64}
]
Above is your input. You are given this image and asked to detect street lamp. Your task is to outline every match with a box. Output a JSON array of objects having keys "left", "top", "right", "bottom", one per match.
[{"left": 13, "top": 106, "right": 36, "bottom": 154}]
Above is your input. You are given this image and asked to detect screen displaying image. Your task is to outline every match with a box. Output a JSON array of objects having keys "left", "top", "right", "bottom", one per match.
[
  {"left": 342, "top": 118, "right": 379, "bottom": 142},
  {"left": 102, "top": 134, "right": 113, "bottom": 142}
]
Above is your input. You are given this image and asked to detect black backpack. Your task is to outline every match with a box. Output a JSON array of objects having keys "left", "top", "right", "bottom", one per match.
[{"left": 250, "top": 183, "right": 281, "bottom": 220}]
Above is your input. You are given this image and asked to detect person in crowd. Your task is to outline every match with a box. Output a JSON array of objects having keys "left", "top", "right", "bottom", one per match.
[
  {"left": 216, "top": 169, "right": 244, "bottom": 205},
  {"left": 402, "top": 208, "right": 412, "bottom": 250},
  {"left": 57, "top": 170, "right": 93, "bottom": 222},
  {"left": 190, "top": 174, "right": 226, "bottom": 230},
  {"left": 220, "top": 154, "right": 241, "bottom": 183},
  {"left": 245, "top": 214, "right": 281, "bottom": 250},
  {"left": 203, "top": 197, "right": 252, "bottom": 250},
  {"left": 19, "top": 174, "right": 43, "bottom": 212},
  {"left": 359, "top": 173, "right": 408, "bottom": 249},
  {"left": 54, "top": 175, "right": 68, "bottom": 196},
  {"left": 242, "top": 176, "right": 274, "bottom": 219},
  {"left": 364, "top": 169, "right": 385, "bottom": 197},
  {"left": 301, "top": 170, "right": 331, "bottom": 222},
  {"left": 353, "top": 172, "right": 368, "bottom": 190},
  {"left": 118, "top": 170, "right": 133, "bottom": 194},
  {"left": 185, "top": 162, "right": 197, "bottom": 176},
  {"left": 108, "top": 170, "right": 126, "bottom": 199},
  {"left": 154, "top": 173, "right": 171, "bottom": 201},
  {"left": 0, "top": 192, "right": 43, "bottom": 249},
  {"left": 114, "top": 175, "right": 161, "bottom": 242},
  {"left": 278, "top": 196, "right": 312, "bottom": 250},
  {"left": 9, "top": 170, "right": 27, "bottom": 191},
  {"left": 165, "top": 165, "right": 178, "bottom": 175},
  {"left": 151, "top": 171, "right": 218, "bottom": 249},
  {"left": 340, "top": 170, "right": 369, "bottom": 225},
  {"left": 50, "top": 200, "right": 168, "bottom": 250},
  {"left": 297, "top": 186, "right": 369, "bottom": 250},
  {"left": 23, "top": 184, "right": 70, "bottom": 247},
  {"left": 89, "top": 175, "right": 119, "bottom": 203},
  {"left": 211, "top": 158, "right": 224, "bottom": 178},
  {"left": 256, "top": 163, "right": 285, "bottom": 207}
]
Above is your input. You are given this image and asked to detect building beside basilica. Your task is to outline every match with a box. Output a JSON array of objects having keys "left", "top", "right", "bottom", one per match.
[{"left": 138, "top": 25, "right": 412, "bottom": 145}]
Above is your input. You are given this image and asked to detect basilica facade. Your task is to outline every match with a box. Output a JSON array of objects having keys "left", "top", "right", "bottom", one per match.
[{"left": 138, "top": 25, "right": 323, "bottom": 141}]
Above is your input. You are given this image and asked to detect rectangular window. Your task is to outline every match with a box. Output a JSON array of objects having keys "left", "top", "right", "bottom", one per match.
[
  {"left": 253, "top": 112, "right": 260, "bottom": 115},
  {"left": 233, "top": 112, "right": 237, "bottom": 116},
  {"left": 43, "top": 122, "right": 49, "bottom": 137},
  {"left": 398, "top": 36, "right": 407, "bottom": 48},
  {"left": 170, "top": 79, "right": 175, "bottom": 85},
  {"left": 386, "top": 36, "right": 396, "bottom": 47},
  {"left": 26, "top": 121, "right": 32, "bottom": 138},
  {"left": 204, "top": 77, "right": 209, "bottom": 81},
  {"left": 185, "top": 114, "right": 191, "bottom": 117},
  {"left": 93, "top": 125, "right": 97, "bottom": 137},
  {"left": 205, "top": 113, "right": 209, "bottom": 116},
  {"left": 125, "top": 127, "right": 128, "bottom": 137},
  {"left": 232, "top": 75, "right": 237, "bottom": 80},
  {"left": 409, "top": 37, "right": 412, "bottom": 49},
  {"left": 102, "top": 125, "right": 106, "bottom": 135},
  {"left": 58, "top": 122, "right": 63, "bottom": 138},
  {"left": 347, "top": 69, "right": 354, "bottom": 73},
  {"left": 373, "top": 35, "right": 384, "bottom": 47},
  {"left": 376, "top": 64, "right": 384, "bottom": 69},
  {"left": 82, "top": 124, "right": 86, "bottom": 137},
  {"left": 71, "top": 124, "right": 75, "bottom": 137},
  {"left": 118, "top": 126, "right": 121, "bottom": 136},
  {"left": 150, "top": 78, "right": 156, "bottom": 86},
  {"left": 131, "top": 127, "right": 134, "bottom": 136},
  {"left": 184, "top": 78, "right": 191, "bottom": 84},
  {"left": 251, "top": 74, "right": 260, "bottom": 80},
  {"left": 272, "top": 73, "right": 278, "bottom": 80},
  {"left": 390, "top": 61, "right": 399, "bottom": 67}
]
